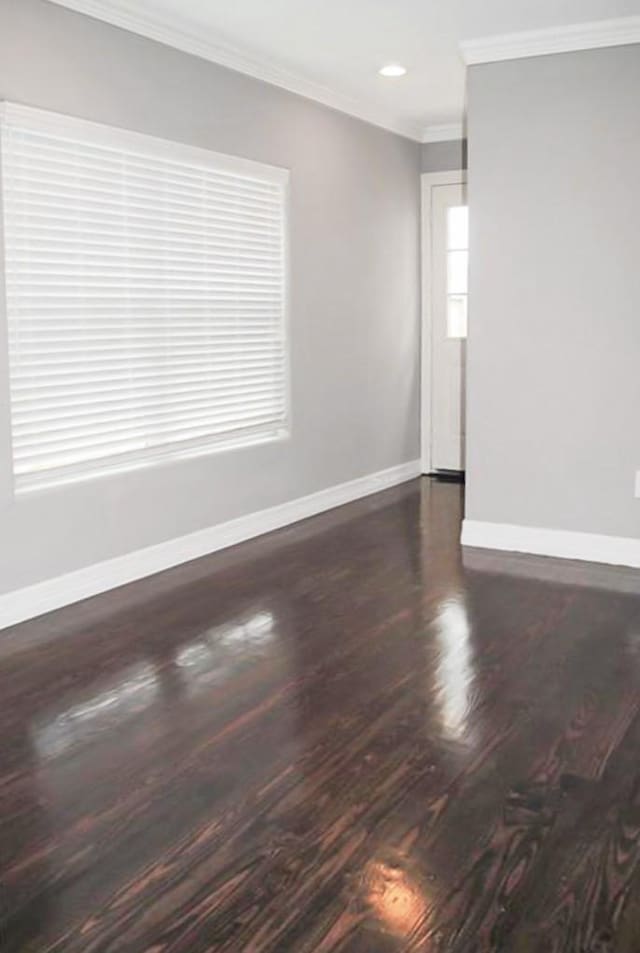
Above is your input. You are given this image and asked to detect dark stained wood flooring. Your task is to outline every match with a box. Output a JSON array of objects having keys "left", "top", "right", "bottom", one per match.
[{"left": 2, "top": 477, "right": 640, "bottom": 952}]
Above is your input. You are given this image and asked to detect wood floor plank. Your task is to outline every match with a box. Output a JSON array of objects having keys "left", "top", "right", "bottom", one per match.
[{"left": 1, "top": 478, "right": 640, "bottom": 951}]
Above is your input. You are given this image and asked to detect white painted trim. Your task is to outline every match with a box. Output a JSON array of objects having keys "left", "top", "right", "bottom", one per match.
[
  {"left": 0, "top": 460, "right": 420, "bottom": 630},
  {"left": 420, "top": 171, "right": 467, "bottom": 475},
  {"left": 45, "top": 0, "right": 424, "bottom": 141},
  {"left": 461, "top": 519, "right": 640, "bottom": 569},
  {"left": 461, "top": 16, "right": 640, "bottom": 66},
  {"left": 421, "top": 123, "right": 465, "bottom": 144}
]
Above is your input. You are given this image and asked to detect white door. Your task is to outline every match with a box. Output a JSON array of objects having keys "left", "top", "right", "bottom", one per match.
[{"left": 430, "top": 183, "right": 468, "bottom": 472}]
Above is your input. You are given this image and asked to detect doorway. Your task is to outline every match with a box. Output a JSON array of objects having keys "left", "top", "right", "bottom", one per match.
[{"left": 421, "top": 171, "right": 468, "bottom": 475}]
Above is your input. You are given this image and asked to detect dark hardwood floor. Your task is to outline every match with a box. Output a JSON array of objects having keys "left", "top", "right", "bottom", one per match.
[{"left": 2, "top": 477, "right": 640, "bottom": 952}]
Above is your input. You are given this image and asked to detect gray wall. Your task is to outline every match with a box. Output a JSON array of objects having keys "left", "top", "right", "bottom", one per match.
[
  {"left": 0, "top": 0, "right": 421, "bottom": 594},
  {"left": 421, "top": 139, "right": 467, "bottom": 172},
  {"left": 465, "top": 45, "right": 640, "bottom": 540}
]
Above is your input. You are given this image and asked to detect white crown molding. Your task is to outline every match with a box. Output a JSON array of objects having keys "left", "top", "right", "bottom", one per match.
[
  {"left": 461, "top": 15, "right": 640, "bottom": 65},
  {"left": 461, "top": 519, "right": 640, "bottom": 569},
  {"left": 421, "top": 122, "right": 465, "bottom": 144},
  {"left": 45, "top": 0, "right": 424, "bottom": 140},
  {"left": 0, "top": 460, "right": 420, "bottom": 630}
]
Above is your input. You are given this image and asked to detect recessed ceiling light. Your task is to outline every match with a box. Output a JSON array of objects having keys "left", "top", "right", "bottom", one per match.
[{"left": 378, "top": 64, "right": 407, "bottom": 78}]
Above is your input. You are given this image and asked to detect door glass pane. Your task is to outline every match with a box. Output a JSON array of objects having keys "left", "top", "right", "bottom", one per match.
[
  {"left": 447, "top": 294, "right": 468, "bottom": 339},
  {"left": 447, "top": 250, "right": 468, "bottom": 295},
  {"left": 447, "top": 206, "right": 468, "bottom": 250}
]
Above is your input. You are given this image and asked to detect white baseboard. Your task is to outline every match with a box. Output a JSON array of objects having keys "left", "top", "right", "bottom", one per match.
[
  {"left": 0, "top": 460, "right": 420, "bottom": 631},
  {"left": 461, "top": 519, "right": 640, "bottom": 569}
]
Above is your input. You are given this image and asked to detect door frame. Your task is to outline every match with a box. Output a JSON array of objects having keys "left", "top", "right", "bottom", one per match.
[{"left": 421, "top": 169, "right": 468, "bottom": 474}]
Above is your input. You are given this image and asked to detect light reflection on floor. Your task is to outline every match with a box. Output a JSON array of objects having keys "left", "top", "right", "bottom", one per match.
[
  {"left": 433, "top": 596, "right": 475, "bottom": 744},
  {"left": 32, "top": 661, "right": 160, "bottom": 760},
  {"left": 365, "top": 858, "right": 430, "bottom": 938},
  {"left": 174, "top": 609, "right": 275, "bottom": 696},
  {"left": 31, "top": 610, "right": 276, "bottom": 758}
]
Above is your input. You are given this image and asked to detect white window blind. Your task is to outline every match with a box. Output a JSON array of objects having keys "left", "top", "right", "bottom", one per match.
[{"left": 0, "top": 103, "right": 289, "bottom": 492}]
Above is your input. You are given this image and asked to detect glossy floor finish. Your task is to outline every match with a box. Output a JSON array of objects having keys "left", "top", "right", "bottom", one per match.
[{"left": 2, "top": 479, "right": 640, "bottom": 952}]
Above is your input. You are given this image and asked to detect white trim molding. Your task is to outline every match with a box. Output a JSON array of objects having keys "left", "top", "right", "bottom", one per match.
[
  {"left": 461, "top": 519, "right": 640, "bottom": 569},
  {"left": 0, "top": 460, "right": 420, "bottom": 630},
  {"left": 420, "top": 170, "right": 467, "bottom": 475},
  {"left": 421, "top": 123, "right": 465, "bottom": 144},
  {"left": 461, "top": 16, "right": 640, "bottom": 65},
  {"left": 45, "top": 0, "right": 425, "bottom": 140}
]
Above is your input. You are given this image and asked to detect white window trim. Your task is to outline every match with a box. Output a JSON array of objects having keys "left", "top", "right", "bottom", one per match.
[
  {"left": 420, "top": 169, "right": 467, "bottom": 475},
  {"left": 0, "top": 102, "right": 292, "bottom": 495}
]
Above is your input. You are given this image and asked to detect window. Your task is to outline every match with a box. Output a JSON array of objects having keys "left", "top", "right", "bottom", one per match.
[
  {"left": 0, "top": 103, "right": 289, "bottom": 492},
  {"left": 446, "top": 205, "right": 468, "bottom": 339}
]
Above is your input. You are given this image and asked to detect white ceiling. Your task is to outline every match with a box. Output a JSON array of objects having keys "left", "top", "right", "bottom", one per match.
[{"left": 51, "top": 0, "right": 640, "bottom": 140}]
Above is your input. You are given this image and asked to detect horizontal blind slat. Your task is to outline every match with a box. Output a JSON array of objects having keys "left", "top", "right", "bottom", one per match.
[
  {"left": 16, "top": 405, "right": 286, "bottom": 462},
  {"left": 7, "top": 306, "right": 282, "bottom": 318},
  {"left": 7, "top": 260, "right": 280, "bottom": 277},
  {"left": 9, "top": 329, "right": 279, "bottom": 346},
  {"left": 11, "top": 367, "right": 281, "bottom": 407},
  {"left": 6, "top": 238, "right": 282, "bottom": 263},
  {"left": 9, "top": 343, "right": 283, "bottom": 370},
  {"left": 10, "top": 358, "right": 285, "bottom": 394},
  {"left": 14, "top": 391, "right": 285, "bottom": 451},
  {"left": 4, "top": 196, "right": 283, "bottom": 239},
  {"left": 6, "top": 179, "right": 282, "bottom": 225},
  {"left": 7, "top": 162, "right": 282, "bottom": 208},
  {"left": 15, "top": 420, "right": 285, "bottom": 481},
  {"left": 14, "top": 378, "right": 281, "bottom": 426},
  {"left": 17, "top": 420, "right": 285, "bottom": 487},
  {"left": 9, "top": 318, "right": 280, "bottom": 331}
]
